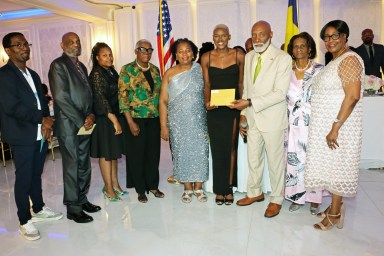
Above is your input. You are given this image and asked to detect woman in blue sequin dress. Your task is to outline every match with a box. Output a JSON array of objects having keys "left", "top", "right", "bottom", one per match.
[{"left": 159, "top": 38, "right": 209, "bottom": 203}]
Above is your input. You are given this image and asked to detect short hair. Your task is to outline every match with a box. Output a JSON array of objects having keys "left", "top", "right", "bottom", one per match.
[
  {"left": 171, "top": 38, "right": 198, "bottom": 61},
  {"left": 2, "top": 32, "right": 24, "bottom": 48},
  {"left": 213, "top": 24, "right": 230, "bottom": 34},
  {"left": 320, "top": 20, "right": 349, "bottom": 41},
  {"left": 91, "top": 42, "right": 111, "bottom": 68},
  {"left": 135, "top": 39, "right": 151, "bottom": 49},
  {"left": 287, "top": 32, "right": 317, "bottom": 59}
]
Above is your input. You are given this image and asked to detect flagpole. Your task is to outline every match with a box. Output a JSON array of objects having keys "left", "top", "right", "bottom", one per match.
[
  {"left": 297, "top": 0, "right": 300, "bottom": 30},
  {"left": 159, "top": 0, "right": 165, "bottom": 75}
]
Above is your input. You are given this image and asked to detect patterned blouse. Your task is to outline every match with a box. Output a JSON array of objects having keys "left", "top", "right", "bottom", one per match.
[{"left": 118, "top": 61, "right": 162, "bottom": 118}]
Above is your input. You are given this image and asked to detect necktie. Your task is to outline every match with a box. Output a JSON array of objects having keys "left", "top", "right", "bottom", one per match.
[
  {"left": 253, "top": 55, "right": 261, "bottom": 83},
  {"left": 369, "top": 45, "right": 374, "bottom": 63},
  {"left": 75, "top": 60, "right": 88, "bottom": 83}
]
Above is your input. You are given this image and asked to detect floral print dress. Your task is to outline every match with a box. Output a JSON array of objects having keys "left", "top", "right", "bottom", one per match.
[{"left": 285, "top": 62, "right": 325, "bottom": 204}]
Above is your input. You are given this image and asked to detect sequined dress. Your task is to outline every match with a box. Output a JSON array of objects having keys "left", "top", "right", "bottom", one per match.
[
  {"left": 304, "top": 52, "right": 364, "bottom": 197},
  {"left": 168, "top": 62, "right": 209, "bottom": 182}
]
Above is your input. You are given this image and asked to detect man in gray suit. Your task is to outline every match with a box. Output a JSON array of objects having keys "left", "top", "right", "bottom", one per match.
[
  {"left": 49, "top": 32, "right": 100, "bottom": 223},
  {"left": 355, "top": 28, "right": 384, "bottom": 78},
  {"left": 231, "top": 21, "right": 291, "bottom": 218}
]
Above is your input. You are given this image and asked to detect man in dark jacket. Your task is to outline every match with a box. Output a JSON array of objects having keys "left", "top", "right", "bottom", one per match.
[
  {"left": 49, "top": 32, "right": 100, "bottom": 224},
  {"left": 0, "top": 32, "right": 63, "bottom": 241}
]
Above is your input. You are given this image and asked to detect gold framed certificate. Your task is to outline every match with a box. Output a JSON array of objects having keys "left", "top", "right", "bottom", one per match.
[{"left": 210, "top": 89, "right": 235, "bottom": 106}]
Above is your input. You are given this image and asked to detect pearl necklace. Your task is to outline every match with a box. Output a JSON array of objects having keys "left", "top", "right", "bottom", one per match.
[
  {"left": 332, "top": 47, "right": 347, "bottom": 61},
  {"left": 294, "top": 60, "right": 311, "bottom": 71},
  {"left": 136, "top": 60, "right": 150, "bottom": 71}
]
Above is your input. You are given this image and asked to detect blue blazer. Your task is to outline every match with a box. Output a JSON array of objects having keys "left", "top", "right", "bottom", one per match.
[{"left": 0, "top": 61, "right": 49, "bottom": 145}]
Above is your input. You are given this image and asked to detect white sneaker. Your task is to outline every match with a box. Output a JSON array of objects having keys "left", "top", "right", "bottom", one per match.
[
  {"left": 19, "top": 221, "right": 40, "bottom": 241},
  {"left": 31, "top": 206, "right": 63, "bottom": 222}
]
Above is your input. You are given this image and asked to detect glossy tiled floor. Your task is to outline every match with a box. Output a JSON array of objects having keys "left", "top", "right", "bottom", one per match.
[{"left": 0, "top": 141, "right": 383, "bottom": 256}]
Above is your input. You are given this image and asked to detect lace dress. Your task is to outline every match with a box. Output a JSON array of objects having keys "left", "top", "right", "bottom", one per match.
[
  {"left": 89, "top": 66, "right": 123, "bottom": 160},
  {"left": 304, "top": 52, "right": 364, "bottom": 197},
  {"left": 167, "top": 63, "right": 209, "bottom": 182}
]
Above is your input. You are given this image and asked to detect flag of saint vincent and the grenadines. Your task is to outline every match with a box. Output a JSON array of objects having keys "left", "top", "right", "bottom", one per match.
[
  {"left": 157, "top": 0, "right": 175, "bottom": 77},
  {"left": 284, "top": 0, "right": 300, "bottom": 52}
]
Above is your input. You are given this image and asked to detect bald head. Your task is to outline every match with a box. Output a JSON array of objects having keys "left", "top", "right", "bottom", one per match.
[
  {"left": 61, "top": 32, "right": 81, "bottom": 57},
  {"left": 361, "top": 28, "right": 374, "bottom": 45},
  {"left": 252, "top": 21, "right": 271, "bottom": 34}
]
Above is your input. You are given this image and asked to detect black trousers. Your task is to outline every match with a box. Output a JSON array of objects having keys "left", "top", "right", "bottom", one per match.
[
  {"left": 125, "top": 117, "right": 161, "bottom": 194},
  {"left": 58, "top": 135, "right": 91, "bottom": 213},
  {"left": 12, "top": 140, "right": 48, "bottom": 225}
]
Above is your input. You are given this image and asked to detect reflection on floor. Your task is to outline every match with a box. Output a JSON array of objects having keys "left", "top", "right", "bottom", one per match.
[{"left": 0, "top": 141, "right": 383, "bottom": 256}]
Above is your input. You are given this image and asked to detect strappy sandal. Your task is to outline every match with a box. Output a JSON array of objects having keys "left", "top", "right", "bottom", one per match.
[
  {"left": 181, "top": 190, "right": 193, "bottom": 203},
  {"left": 193, "top": 190, "right": 208, "bottom": 202},
  {"left": 215, "top": 195, "right": 225, "bottom": 205},
  {"left": 314, "top": 205, "right": 345, "bottom": 231},
  {"left": 150, "top": 189, "right": 165, "bottom": 198},
  {"left": 317, "top": 202, "right": 343, "bottom": 218},
  {"left": 224, "top": 194, "right": 234, "bottom": 205}
]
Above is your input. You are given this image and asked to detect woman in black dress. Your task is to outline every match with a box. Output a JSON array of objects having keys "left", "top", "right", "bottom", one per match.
[
  {"left": 201, "top": 24, "right": 245, "bottom": 205},
  {"left": 89, "top": 42, "right": 126, "bottom": 202}
]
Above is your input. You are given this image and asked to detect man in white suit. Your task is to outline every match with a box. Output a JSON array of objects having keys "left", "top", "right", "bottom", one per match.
[{"left": 231, "top": 21, "right": 291, "bottom": 218}]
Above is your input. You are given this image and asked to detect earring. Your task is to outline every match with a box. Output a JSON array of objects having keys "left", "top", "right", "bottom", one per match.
[{"left": 308, "top": 53, "right": 311, "bottom": 58}]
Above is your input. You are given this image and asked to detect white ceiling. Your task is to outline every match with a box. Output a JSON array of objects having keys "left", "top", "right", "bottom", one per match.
[{"left": 0, "top": 0, "right": 160, "bottom": 22}]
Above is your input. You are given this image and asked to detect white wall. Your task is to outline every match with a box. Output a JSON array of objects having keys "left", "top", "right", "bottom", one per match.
[{"left": 1, "top": 0, "right": 383, "bottom": 81}]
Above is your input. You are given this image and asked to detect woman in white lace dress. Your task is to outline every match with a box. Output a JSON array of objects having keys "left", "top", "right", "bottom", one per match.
[{"left": 304, "top": 20, "right": 364, "bottom": 230}]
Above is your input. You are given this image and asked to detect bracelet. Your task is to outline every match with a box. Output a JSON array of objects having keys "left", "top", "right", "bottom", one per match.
[
  {"left": 334, "top": 118, "right": 343, "bottom": 126},
  {"left": 247, "top": 98, "right": 252, "bottom": 107}
]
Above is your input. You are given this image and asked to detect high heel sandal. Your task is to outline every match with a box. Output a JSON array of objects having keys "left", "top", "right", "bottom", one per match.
[
  {"left": 102, "top": 187, "right": 122, "bottom": 202},
  {"left": 149, "top": 189, "right": 165, "bottom": 198},
  {"left": 114, "top": 187, "right": 129, "bottom": 196},
  {"left": 317, "top": 202, "right": 343, "bottom": 218},
  {"left": 224, "top": 194, "right": 234, "bottom": 205},
  {"left": 193, "top": 189, "right": 208, "bottom": 202},
  {"left": 215, "top": 195, "right": 225, "bottom": 205},
  {"left": 181, "top": 190, "right": 193, "bottom": 203},
  {"left": 314, "top": 205, "right": 345, "bottom": 230}
]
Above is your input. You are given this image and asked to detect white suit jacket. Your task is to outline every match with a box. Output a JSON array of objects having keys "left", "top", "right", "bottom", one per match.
[{"left": 242, "top": 43, "right": 292, "bottom": 132}]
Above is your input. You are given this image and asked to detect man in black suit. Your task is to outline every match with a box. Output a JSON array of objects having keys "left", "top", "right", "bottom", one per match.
[
  {"left": 0, "top": 32, "right": 63, "bottom": 241},
  {"left": 49, "top": 32, "right": 100, "bottom": 223},
  {"left": 355, "top": 28, "right": 384, "bottom": 78}
]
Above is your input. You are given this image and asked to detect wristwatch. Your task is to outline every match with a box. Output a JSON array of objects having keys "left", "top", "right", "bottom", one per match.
[
  {"left": 247, "top": 98, "right": 252, "bottom": 107},
  {"left": 334, "top": 118, "right": 343, "bottom": 125}
]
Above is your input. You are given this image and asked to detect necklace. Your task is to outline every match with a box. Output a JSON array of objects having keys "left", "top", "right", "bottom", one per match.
[
  {"left": 332, "top": 47, "right": 347, "bottom": 61},
  {"left": 136, "top": 60, "right": 150, "bottom": 71},
  {"left": 294, "top": 60, "right": 311, "bottom": 71}
]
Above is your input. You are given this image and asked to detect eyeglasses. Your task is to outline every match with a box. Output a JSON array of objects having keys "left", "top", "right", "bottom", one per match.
[
  {"left": 136, "top": 47, "right": 154, "bottom": 54},
  {"left": 8, "top": 42, "right": 32, "bottom": 49},
  {"left": 323, "top": 33, "right": 341, "bottom": 42}
]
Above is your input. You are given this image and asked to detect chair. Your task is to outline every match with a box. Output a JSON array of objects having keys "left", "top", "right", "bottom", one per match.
[{"left": 0, "top": 132, "right": 12, "bottom": 167}]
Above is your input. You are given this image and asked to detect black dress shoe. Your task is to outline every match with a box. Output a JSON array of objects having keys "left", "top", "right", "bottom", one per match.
[
  {"left": 83, "top": 202, "right": 101, "bottom": 213},
  {"left": 67, "top": 211, "right": 93, "bottom": 223}
]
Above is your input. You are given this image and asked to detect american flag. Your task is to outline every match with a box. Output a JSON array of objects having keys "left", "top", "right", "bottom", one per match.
[{"left": 157, "top": 0, "right": 175, "bottom": 77}]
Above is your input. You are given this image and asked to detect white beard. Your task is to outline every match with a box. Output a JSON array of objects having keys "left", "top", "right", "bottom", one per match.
[{"left": 253, "top": 38, "right": 271, "bottom": 53}]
